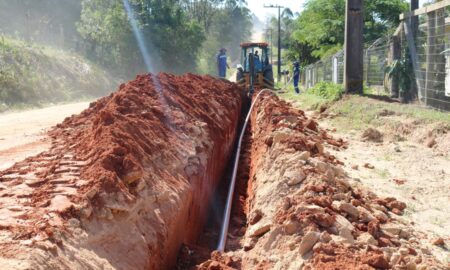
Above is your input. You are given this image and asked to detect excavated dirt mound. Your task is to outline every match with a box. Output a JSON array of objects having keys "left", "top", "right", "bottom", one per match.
[
  {"left": 195, "top": 92, "right": 447, "bottom": 270},
  {"left": 361, "top": 128, "right": 384, "bottom": 143},
  {"left": 0, "top": 73, "right": 243, "bottom": 269}
]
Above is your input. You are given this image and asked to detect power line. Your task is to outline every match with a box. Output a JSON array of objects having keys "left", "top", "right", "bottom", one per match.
[{"left": 264, "top": 4, "right": 284, "bottom": 82}]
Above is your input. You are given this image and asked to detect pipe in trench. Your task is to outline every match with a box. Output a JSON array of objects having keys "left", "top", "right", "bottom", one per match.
[{"left": 217, "top": 89, "right": 272, "bottom": 252}]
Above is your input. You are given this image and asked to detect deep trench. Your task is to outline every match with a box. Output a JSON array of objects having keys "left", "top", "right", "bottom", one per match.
[{"left": 175, "top": 95, "right": 253, "bottom": 269}]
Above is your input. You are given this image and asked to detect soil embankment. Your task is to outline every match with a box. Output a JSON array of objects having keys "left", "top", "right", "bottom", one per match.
[
  {"left": 195, "top": 92, "right": 447, "bottom": 269},
  {"left": 0, "top": 73, "right": 243, "bottom": 269}
]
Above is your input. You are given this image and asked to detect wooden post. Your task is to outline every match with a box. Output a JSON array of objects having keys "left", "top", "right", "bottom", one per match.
[
  {"left": 390, "top": 34, "right": 401, "bottom": 97},
  {"left": 344, "top": 0, "right": 364, "bottom": 94},
  {"left": 410, "top": 0, "right": 419, "bottom": 99},
  {"left": 404, "top": 20, "right": 423, "bottom": 100},
  {"left": 410, "top": 0, "right": 419, "bottom": 38}
]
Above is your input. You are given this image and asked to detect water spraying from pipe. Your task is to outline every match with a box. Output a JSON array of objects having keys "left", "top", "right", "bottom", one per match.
[
  {"left": 122, "top": 0, "right": 174, "bottom": 131},
  {"left": 122, "top": 0, "right": 155, "bottom": 73}
]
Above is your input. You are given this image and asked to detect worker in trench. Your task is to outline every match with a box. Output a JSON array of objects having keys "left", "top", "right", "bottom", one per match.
[
  {"left": 293, "top": 61, "right": 301, "bottom": 94},
  {"left": 217, "top": 48, "right": 230, "bottom": 78}
]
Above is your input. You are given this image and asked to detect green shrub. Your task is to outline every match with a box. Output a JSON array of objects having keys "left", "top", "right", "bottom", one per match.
[
  {"left": 309, "top": 82, "right": 345, "bottom": 101},
  {"left": 0, "top": 36, "right": 116, "bottom": 107}
]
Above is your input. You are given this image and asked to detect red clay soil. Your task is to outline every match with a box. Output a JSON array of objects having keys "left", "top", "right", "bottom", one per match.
[
  {"left": 192, "top": 91, "right": 447, "bottom": 270},
  {"left": 0, "top": 73, "right": 243, "bottom": 269},
  {"left": 50, "top": 73, "right": 240, "bottom": 198}
]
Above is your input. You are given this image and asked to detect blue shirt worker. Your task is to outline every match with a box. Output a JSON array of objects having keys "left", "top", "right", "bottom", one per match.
[
  {"left": 293, "top": 61, "right": 300, "bottom": 94},
  {"left": 254, "top": 51, "right": 262, "bottom": 71},
  {"left": 217, "top": 48, "right": 230, "bottom": 78}
]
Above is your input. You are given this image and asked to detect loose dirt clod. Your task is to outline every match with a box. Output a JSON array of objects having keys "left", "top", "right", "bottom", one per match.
[
  {"left": 433, "top": 238, "right": 445, "bottom": 247},
  {"left": 362, "top": 128, "right": 384, "bottom": 143},
  {"left": 0, "top": 73, "right": 243, "bottom": 269},
  {"left": 392, "top": 178, "right": 407, "bottom": 185}
]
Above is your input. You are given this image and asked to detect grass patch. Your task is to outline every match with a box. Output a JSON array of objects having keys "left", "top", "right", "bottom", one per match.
[
  {"left": 278, "top": 82, "right": 344, "bottom": 111},
  {"left": 382, "top": 154, "right": 393, "bottom": 161},
  {"left": 328, "top": 97, "right": 384, "bottom": 130},
  {"left": 390, "top": 104, "right": 450, "bottom": 123},
  {"left": 279, "top": 90, "right": 329, "bottom": 110},
  {"left": 280, "top": 83, "right": 450, "bottom": 132},
  {"left": 328, "top": 96, "right": 450, "bottom": 131},
  {"left": 309, "top": 82, "right": 345, "bottom": 101},
  {"left": 374, "top": 168, "right": 391, "bottom": 179}
]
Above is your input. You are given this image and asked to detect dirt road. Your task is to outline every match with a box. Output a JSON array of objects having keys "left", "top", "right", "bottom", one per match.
[{"left": 0, "top": 102, "right": 90, "bottom": 170}]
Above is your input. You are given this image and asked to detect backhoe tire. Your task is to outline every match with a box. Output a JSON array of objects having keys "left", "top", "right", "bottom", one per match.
[{"left": 263, "top": 65, "right": 274, "bottom": 88}]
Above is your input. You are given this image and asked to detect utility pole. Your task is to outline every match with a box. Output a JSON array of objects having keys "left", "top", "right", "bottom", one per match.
[
  {"left": 344, "top": 0, "right": 364, "bottom": 94},
  {"left": 264, "top": 4, "right": 284, "bottom": 82},
  {"left": 264, "top": 28, "right": 274, "bottom": 64},
  {"left": 410, "top": 0, "right": 419, "bottom": 38}
]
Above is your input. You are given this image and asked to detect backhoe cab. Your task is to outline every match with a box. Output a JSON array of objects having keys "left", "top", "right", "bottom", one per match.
[{"left": 236, "top": 42, "right": 274, "bottom": 95}]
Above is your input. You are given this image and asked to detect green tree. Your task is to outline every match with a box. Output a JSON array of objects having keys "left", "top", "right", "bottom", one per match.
[
  {"left": 195, "top": 0, "right": 252, "bottom": 74},
  {"left": 291, "top": 0, "right": 346, "bottom": 59},
  {"left": 288, "top": 0, "right": 408, "bottom": 64},
  {"left": 77, "top": 0, "right": 205, "bottom": 75},
  {"left": 77, "top": 0, "right": 135, "bottom": 70},
  {"left": 264, "top": 8, "right": 296, "bottom": 51},
  {"left": 0, "top": 0, "right": 82, "bottom": 48}
]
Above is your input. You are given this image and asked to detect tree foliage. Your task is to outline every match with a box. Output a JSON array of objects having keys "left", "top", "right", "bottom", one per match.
[
  {"left": 0, "top": 0, "right": 252, "bottom": 77},
  {"left": 77, "top": 0, "right": 206, "bottom": 75},
  {"left": 76, "top": 0, "right": 251, "bottom": 76},
  {"left": 197, "top": 0, "right": 252, "bottom": 74},
  {"left": 287, "top": 0, "right": 408, "bottom": 64},
  {"left": 0, "top": 0, "right": 81, "bottom": 48}
]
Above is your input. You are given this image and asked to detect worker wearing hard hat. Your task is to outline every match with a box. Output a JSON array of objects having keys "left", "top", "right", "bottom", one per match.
[
  {"left": 293, "top": 61, "right": 300, "bottom": 94},
  {"left": 217, "top": 48, "right": 230, "bottom": 78}
]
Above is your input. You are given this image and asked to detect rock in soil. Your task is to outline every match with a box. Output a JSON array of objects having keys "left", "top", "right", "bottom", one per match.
[{"left": 362, "top": 128, "right": 384, "bottom": 143}]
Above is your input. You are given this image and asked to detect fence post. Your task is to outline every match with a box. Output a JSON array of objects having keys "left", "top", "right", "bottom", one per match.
[
  {"left": 435, "top": 8, "right": 446, "bottom": 107},
  {"left": 333, "top": 55, "right": 338, "bottom": 84},
  {"left": 410, "top": 0, "right": 419, "bottom": 38},
  {"left": 344, "top": 0, "right": 364, "bottom": 94},
  {"left": 409, "top": 0, "right": 419, "bottom": 101},
  {"left": 315, "top": 64, "right": 319, "bottom": 84},
  {"left": 306, "top": 68, "right": 310, "bottom": 89},
  {"left": 366, "top": 49, "right": 371, "bottom": 86},
  {"left": 390, "top": 33, "right": 401, "bottom": 97},
  {"left": 425, "top": 11, "right": 436, "bottom": 106},
  {"left": 312, "top": 66, "right": 315, "bottom": 86},
  {"left": 404, "top": 18, "right": 423, "bottom": 102},
  {"left": 308, "top": 68, "right": 312, "bottom": 88}
]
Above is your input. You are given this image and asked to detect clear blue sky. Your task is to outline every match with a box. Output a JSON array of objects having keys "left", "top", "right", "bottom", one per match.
[{"left": 247, "top": 0, "right": 428, "bottom": 21}]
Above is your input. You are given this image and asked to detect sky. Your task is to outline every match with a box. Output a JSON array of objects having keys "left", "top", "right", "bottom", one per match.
[
  {"left": 246, "top": 0, "right": 305, "bottom": 21},
  {"left": 247, "top": 0, "right": 429, "bottom": 21}
]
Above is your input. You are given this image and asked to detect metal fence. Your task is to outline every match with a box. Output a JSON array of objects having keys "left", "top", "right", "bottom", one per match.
[
  {"left": 401, "top": 3, "right": 450, "bottom": 111},
  {"left": 365, "top": 37, "right": 390, "bottom": 87},
  {"left": 303, "top": 51, "right": 344, "bottom": 88},
  {"left": 303, "top": 38, "right": 389, "bottom": 91},
  {"left": 301, "top": 0, "right": 450, "bottom": 111}
]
